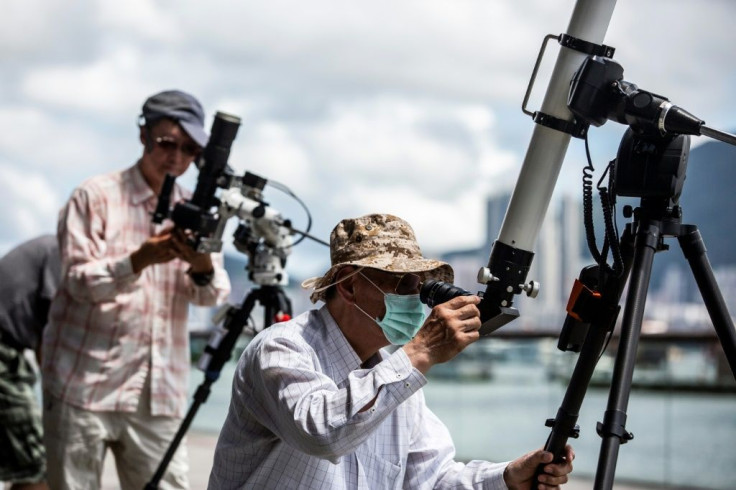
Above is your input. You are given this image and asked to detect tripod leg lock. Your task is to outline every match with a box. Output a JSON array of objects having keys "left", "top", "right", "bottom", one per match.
[
  {"left": 596, "top": 409, "right": 634, "bottom": 444},
  {"left": 545, "top": 418, "right": 580, "bottom": 439}
]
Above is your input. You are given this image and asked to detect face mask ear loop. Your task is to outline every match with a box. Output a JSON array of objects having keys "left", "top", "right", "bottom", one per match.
[
  {"left": 358, "top": 272, "right": 386, "bottom": 296},
  {"left": 353, "top": 272, "right": 386, "bottom": 323},
  {"left": 305, "top": 266, "right": 366, "bottom": 295},
  {"left": 354, "top": 302, "right": 381, "bottom": 324}
]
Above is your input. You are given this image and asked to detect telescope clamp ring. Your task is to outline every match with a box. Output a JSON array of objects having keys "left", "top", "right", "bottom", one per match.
[{"left": 522, "top": 33, "right": 616, "bottom": 139}]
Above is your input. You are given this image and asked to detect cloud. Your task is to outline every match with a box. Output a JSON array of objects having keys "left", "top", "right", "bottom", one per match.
[
  {"left": 216, "top": 94, "right": 519, "bottom": 254},
  {"left": 0, "top": 105, "right": 137, "bottom": 178},
  {"left": 0, "top": 162, "right": 61, "bottom": 248},
  {"left": 0, "top": 0, "right": 99, "bottom": 64},
  {"left": 330, "top": 182, "right": 489, "bottom": 253},
  {"left": 96, "top": 0, "right": 179, "bottom": 43},
  {"left": 21, "top": 48, "right": 150, "bottom": 119},
  {"left": 232, "top": 120, "right": 316, "bottom": 190},
  {"left": 305, "top": 96, "right": 516, "bottom": 195}
]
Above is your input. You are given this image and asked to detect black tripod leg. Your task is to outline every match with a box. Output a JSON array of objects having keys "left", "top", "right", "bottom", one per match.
[
  {"left": 678, "top": 226, "right": 736, "bottom": 379},
  {"left": 260, "top": 286, "right": 293, "bottom": 328},
  {"left": 532, "top": 226, "right": 635, "bottom": 486},
  {"left": 594, "top": 221, "right": 660, "bottom": 489},
  {"left": 143, "top": 379, "right": 215, "bottom": 489},
  {"left": 542, "top": 318, "right": 614, "bottom": 452},
  {"left": 144, "top": 292, "right": 259, "bottom": 490}
]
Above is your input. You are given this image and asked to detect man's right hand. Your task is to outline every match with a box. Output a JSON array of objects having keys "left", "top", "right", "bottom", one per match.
[
  {"left": 130, "top": 229, "right": 178, "bottom": 273},
  {"left": 402, "top": 295, "right": 481, "bottom": 374}
]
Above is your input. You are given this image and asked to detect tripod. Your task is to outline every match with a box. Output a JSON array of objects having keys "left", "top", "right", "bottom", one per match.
[
  {"left": 144, "top": 285, "right": 292, "bottom": 489},
  {"left": 536, "top": 131, "right": 736, "bottom": 489}
]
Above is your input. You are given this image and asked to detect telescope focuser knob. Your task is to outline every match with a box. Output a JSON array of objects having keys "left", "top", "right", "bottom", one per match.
[
  {"left": 520, "top": 280, "right": 540, "bottom": 298},
  {"left": 477, "top": 267, "right": 499, "bottom": 285}
]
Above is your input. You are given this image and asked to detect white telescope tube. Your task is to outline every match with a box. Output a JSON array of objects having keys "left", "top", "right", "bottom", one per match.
[{"left": 480, "top": 0, "right": 618, "bottom": 334}]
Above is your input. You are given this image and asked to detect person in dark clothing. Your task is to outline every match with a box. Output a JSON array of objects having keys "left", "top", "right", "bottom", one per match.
[{"left": 0, "top": 234, "right": 60, "bottom": 490}]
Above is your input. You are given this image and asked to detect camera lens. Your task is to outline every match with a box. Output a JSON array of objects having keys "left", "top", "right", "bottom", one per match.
[{"left": 420, "top": 279, "right": 473, "bottom": 307}]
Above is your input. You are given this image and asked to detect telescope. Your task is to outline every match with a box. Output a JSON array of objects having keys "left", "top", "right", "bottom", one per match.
[
  {"left": 422, "top": 2, "right": 736, "bottom": 488},
  {"left": 151, "top": 111, "right": 327, "bottom": 286},
  {"left": 146, "top": 111, "right": 326, "bottom": 489},
  {"left": 153, "top": 111, "right": 242, "bottom": 251}
]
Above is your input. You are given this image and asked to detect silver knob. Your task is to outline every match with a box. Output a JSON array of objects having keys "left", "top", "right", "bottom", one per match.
[
  {"left": 477, "top": 267, "right": 499, "bottom": 285},
  {"left": 520, "top": 280, "right": 540, "bottom": 298}
]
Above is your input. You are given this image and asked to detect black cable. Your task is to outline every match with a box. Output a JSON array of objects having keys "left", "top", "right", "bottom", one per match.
[
  {"left": 597, "top": 161, "right": 624, "bottom": 277},
  {"left": 583, "top": 134, "right": 604, "bottom": 266},
  {"left": 581, "top": 135, "right": 628, "bottom": 365},
  {"left": 266, "top": 179, "right": 314, "bottom": 247},
  {"left": 582, "top": 134, "right": 623, "bottom": 279}
]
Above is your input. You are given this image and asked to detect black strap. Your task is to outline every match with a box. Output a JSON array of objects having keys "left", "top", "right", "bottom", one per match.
[
  {"left": 559, "top": 33, "right": 615, "bottom": 57},
  {"left": 533, "top": 112, "right": 589, "bottom": 139}
]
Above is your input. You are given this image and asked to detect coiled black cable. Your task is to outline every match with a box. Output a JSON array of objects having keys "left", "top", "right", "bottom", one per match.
[
  {"left": 582, "top": 134, "right": 624, "bottom": 278},
  {"left": 597, "top": 160, "right": 624, "bottom": 277},
  {"left": 582, "top": 136, "right": 602, "bottom": 265}
]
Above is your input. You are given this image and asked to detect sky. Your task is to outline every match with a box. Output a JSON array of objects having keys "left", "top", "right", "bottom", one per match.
[{"left": 1, "top": 0, "right": 735, "bottom": 281}]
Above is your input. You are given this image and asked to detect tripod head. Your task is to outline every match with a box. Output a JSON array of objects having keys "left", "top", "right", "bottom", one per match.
[
  {"left": 224, "top": 171, "right": 293, "bottom": 287},
  {"left": 568, "top": 55, "right": 736, "bottom": 146},
  {"left": 566, "top": 54, "right": 736, "bottom": 284},
  {"left": 614, "top": 128, "right": 690, "bottom": 204}
]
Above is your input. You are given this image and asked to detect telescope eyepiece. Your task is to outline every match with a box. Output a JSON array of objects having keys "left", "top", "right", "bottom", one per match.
[{"left": 420, "top": 279, "right": 473, "bottom": 308}]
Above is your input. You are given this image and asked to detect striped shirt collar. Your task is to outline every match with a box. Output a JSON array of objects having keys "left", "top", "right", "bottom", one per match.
[
  {"left": 129, "top": 161, "right": 186, "bottom": 207},
  {"left": 130, "top": 161, "right": 157, "bottom": 206}
]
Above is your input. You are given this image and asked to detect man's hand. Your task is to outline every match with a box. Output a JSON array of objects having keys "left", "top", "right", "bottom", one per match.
[
  {"left": 130, "top": 228, "right": 213, "bottom": 274},
  {"left": 130, "top": 228, "right": 178, "bottom": 273},
  {"left": 503, "top": 445, "right": 575, "bottom": 490},
  {"left": 402, "top": 295, "right": 481, "bottom": 374},
  {"left": 169, "top": 229, "right": 213, "bottom": 273}
]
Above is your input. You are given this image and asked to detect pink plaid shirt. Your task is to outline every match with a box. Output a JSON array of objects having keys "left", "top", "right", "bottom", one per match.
[{"left": 42, "top": 163, "right": 231, "bottom": 417}]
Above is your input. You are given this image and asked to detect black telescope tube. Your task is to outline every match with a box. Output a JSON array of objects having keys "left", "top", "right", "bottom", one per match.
[{"left": 190, "top": 112, "right": 242, "bottom": 210}]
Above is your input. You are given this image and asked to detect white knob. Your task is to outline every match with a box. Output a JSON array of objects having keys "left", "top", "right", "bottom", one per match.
[
  {"left": 477, "top": 267, "right": 498, "bottom": 285},
  {"left": 520, "top": 280, "right": 540, "bottom": 298}
]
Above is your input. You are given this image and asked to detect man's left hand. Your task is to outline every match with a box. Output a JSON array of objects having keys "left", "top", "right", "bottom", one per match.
[
  {"left": 170, "top": 229, "right": 213, "bottom": 273},
  {"left": 503, "top": 445, "right": 575, "bottom": 490}
]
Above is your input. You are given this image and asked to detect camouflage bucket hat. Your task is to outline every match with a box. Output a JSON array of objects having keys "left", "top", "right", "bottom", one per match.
[{"left": 302, "top": 213, "right": 453, "bottom": 303}]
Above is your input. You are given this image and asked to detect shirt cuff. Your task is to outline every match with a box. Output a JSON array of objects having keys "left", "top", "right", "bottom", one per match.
[
  {"left": 115, "top": 255, "right": 139, "bottom": 281},
  {"left": 486, "top": 462, "right": 510, "bottom": 490},
  {"left": 376, "top": 348, "right": 427, "bottom": 391}
]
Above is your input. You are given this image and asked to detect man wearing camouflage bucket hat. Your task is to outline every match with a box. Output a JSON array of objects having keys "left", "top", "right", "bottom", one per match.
[{"left": 209, "top": 214, "right": 575, "bottom": 489}]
